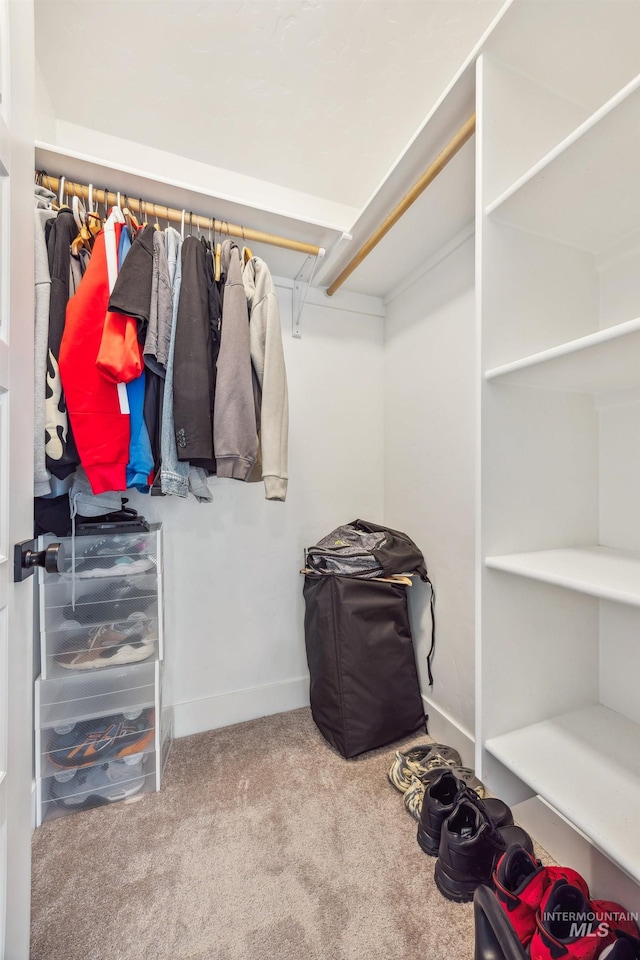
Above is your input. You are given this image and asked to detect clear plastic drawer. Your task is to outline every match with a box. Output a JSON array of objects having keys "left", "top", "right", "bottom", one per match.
[
  {"left": 42, "top": 573, "right": 158, "bottom": 612},
  {"left": 37, "top": 706, "right": 157, "bottom": 779},
  {"left": 44, "top": 530, "right": 158, "bottom": 565},
  {"left": 38, "top": 752, "right": 157, "bottom": 823},
  {"left": 36, "top": 661, "right": 157, "bottom": 728},
  {"left": 41, "top": 616, "right": 159, "bottom": 679}
]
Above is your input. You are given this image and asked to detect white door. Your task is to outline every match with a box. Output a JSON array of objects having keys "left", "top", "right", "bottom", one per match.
[{"left": 0, "top": 1, "right": 36, "bottom": 957}]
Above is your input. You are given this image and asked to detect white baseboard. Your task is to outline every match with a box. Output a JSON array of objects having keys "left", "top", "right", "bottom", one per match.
[
  {"left": 422, "top": 694, "right": 475, "bottom": 768},
  {"left": 172, "top": 676, "right": 310, "bottom": 738}
]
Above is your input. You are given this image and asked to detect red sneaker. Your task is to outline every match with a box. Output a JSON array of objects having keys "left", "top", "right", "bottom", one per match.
[
  {"left": 530, "top": 880, "right": 639, "bottom": 960},
  {"left": 493, "top": 844, "right": 589, "bottom": 946}
]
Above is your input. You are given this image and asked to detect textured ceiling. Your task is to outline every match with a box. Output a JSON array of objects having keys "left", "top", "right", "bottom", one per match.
[{"left": 35, "top": 0, "right": 502, "bottom": 208}]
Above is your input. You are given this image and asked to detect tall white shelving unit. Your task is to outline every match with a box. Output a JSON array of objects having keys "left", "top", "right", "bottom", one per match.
[{"left": 476, "top": 2, "right": 640, "bottom": 891}]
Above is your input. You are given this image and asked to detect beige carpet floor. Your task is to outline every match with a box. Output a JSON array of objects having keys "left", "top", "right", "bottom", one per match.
[{"left": 31, "top": 707, "right": 546, "bottom": 960}]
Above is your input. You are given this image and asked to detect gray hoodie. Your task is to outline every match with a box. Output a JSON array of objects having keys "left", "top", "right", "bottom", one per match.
[
  {"left": 214, "top": 239, "right": 258, "bottom": 481},
  {"left": 243, "top": 256, "right": 289, "bottom": 501}
]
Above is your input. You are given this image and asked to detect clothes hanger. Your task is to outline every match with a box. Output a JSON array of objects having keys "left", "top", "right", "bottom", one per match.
[
  {"left": 181, "top": 209, "right": 185, "bottom": 240},
  {"left": 86, "top": 184, "right": 102, "bottom": 236},
  {"left": 122, "top": 194, "right": 139, "bottom": 233},
  {"left": 70, "top": 183, "right": 92, "bottom": 255},
  {"left": 153, "top": 203, "right": 161, "bottom": 232},
  {"left": 215, "top": 220, "right": 226, "bottom": 282},
  {"left": 58, "top": 175, "right": 66, "bottom": 209},
  {"left": 241, "top": 227, "right": 253, "bottom": 265},
  {"left": 74, "top": 183, "right": 91, "bottom": 241}
]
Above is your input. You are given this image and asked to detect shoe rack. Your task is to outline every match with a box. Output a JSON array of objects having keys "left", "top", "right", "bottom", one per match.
[
  {"left": 476, "top": 6, "right": 640, "bottom": 890},
  {"left": 34, "top": 525, "right": 173, "bottom": 824}
]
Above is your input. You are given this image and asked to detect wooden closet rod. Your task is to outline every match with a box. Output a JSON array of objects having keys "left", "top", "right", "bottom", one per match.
[
  {"left": 42, "top": 175, "right": 323, "bottom": 256},
  {"left": 325, "top": 113, "right": 476, "bottom": 297}
]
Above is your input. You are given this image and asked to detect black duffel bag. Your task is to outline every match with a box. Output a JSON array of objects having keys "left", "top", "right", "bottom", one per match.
[
  {"left": 303, "top": 574, "right": 426, "bottom": 758},
  {"left": 303, "top": 519, "right": 432, "bottom": 759}
]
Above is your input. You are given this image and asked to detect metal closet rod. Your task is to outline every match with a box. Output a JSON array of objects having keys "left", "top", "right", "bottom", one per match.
[
  {"left": 326, "top": 113, "right": 476, "bottom": 297},
  {"left": 41, "top": 175, "right": 323, "bottom": 256}
]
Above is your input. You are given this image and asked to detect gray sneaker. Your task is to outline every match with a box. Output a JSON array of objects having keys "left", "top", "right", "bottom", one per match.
[
  {"left": 50, "top": 758, "right": 146, "bottom": 808},
  {"left": 388, "top": 742, "right": 462, "bottom": 793}
]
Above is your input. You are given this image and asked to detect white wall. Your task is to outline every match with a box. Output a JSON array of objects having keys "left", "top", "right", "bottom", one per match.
[
  {"left": 383, "top": 237, "right": 476, "bottom": 758},
  {"left": 129, "top": 284, "right": 385, "bottom": 737}
]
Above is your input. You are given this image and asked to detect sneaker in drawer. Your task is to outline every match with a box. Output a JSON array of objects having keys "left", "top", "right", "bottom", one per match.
[
  {"left": 49, "top": 757, "right": 149, "bottom": 810},
  {"left": 62, "top": 582, "right": 156, "bottom": 623},
  {"left": 55, "top": 615, "right": 156, "bottom": 670},
  {"left": 46, "top": 708, "right": 155, "bottom": 769}
]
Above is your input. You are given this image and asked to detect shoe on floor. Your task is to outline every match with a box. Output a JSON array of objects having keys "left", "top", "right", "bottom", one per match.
[
  {"left": 600, "top": 933, "right": 640, "bottom": 960},
  {"left": 55, "top": 619, "right": 156, "bottom": 671},
  {"left": 50, "top": 758, "right": 146, "bottom": 808},
  {"left": 493, "top": 843, "right": 590, "bottom": 947},
  {"left": 388, "top": 742, "right": 462, "bottom": 793},
  {"left": 530, "top": 880, "right": 639, "bottom": 960},
  {"left": 48, "top": 709, "right": 155, "bottom": 768},
  {"left": 404, "top": 765, "right": 486, "bottom": 821},
  {"left": 434, "top": 797, "right": 533, "bottom": 903},
  {"left": 417, "top": 768, "right": 513, "bottom": 856}
]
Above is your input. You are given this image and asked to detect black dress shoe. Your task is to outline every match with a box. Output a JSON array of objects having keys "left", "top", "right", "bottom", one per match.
[
  {"left": 434, "top": 797, "right": 534, "bottom": 903},
  {"left": 417, "top": 768, "right": 513, "bottom": 856}
]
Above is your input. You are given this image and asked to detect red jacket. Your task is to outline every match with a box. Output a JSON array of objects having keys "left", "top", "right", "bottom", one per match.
[{"left": 59, "top": 217, "right": 142, "bottom": 494}]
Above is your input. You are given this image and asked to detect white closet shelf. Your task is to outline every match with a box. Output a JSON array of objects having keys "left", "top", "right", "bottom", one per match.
[
  {"left": 485, "top": 317, "right": 640, "bottom": 393},
  {"left": 486, "top": 704, "right": 640, "bottom": 884},
  {"left": 485, "top": 72, "right": 640, "bottom": 254},
  {"left": 485, "top": 546, "right": 640, "bottom": 606},
  {"left": 35, "top": 143, "right": 345, "bottom": 283}
]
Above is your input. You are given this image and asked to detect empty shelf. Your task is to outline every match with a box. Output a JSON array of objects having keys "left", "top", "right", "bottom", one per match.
[
  {"left": 485, "top": 546, "right": 640, "bottom": 606},
  {"left": 486, "top": 704, "right": 640, "bottom": 884},
  {"left": 486, "top": 74, "right": 640, "bottom": 254},
  {"left": 485, "top": 318, "right": 640, "bottom": 393}
]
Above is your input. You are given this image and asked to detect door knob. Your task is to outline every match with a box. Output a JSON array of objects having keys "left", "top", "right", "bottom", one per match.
[{"left": 14, "top": 540, "right": 65, "bottom": 581}]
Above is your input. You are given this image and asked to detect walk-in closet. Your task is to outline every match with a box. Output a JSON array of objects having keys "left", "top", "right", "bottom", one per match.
[{"left": 0, "top": 1, "right": 639, "bottom": 958}]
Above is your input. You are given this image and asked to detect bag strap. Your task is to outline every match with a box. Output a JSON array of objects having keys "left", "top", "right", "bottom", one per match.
[{"left": 425, "top": 578, "right": 436, "bottom": 686}]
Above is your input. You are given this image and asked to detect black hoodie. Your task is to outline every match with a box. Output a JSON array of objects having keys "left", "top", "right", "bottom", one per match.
[{"left": 45, "top": 209, "right": 79, "bottom": 479}]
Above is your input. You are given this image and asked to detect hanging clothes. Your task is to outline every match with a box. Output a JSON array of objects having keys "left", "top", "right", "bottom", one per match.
[
  {"left": 59, "top": 212, "right": 138, "bottom": 494},
  {"left": 125, "top": 370, "right": 154, "bottom": 490},
  {"left": 243, "top": 256, "right": 289, "bottom": 502},
  {"left": 140, "top": 229, "right": 173, "bottom": 473},
  {"left": 46, "top": 208, "right": 80, "bottom": 479},
  {"left": 103, "top": 221, "right": 155, "bottom": 490},
  {"left": 47, "top": 175, "right": 290, "bottom": 506},
  {"left": 214, "top": 238, "right": 258, "bottom": 481},
  {"left": 202, "top": 235, "right": 222, "bottom": 399},
  {"left": 34, "top": 186, "right": 58, "bottom": 497},
  {"left": 160, "top": 227, "right": 188, "bottom": 496},
  {"left": 69, "top": 247, "right": 91, "bottom": 296},
  {"left": 144, "top": 230, "right": 173, "bottom": 375},
  {"left": 172, "top": 235, "right": 215, "bottom": 470}
]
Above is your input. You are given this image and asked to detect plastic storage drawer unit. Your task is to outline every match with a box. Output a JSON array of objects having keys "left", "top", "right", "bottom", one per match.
[{"left": 34, "top": 525, "right": 172, "bottom": 824}]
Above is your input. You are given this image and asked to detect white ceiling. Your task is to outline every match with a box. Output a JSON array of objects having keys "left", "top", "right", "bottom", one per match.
[{"left": 35, "top": 0, "right": 502, "bottom": 210}]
